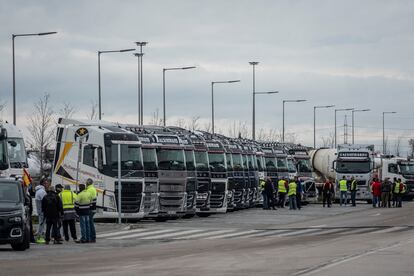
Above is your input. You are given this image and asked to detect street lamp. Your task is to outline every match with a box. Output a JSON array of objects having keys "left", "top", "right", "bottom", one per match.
[
  {"left": 352, "top": 109, "right": 370, "bottom": 144},
  {"left": 249, "top": 61, "right": 278, "bottom": 140},
  {"left": 334, "top": 108, "right": 354, "bottom": 148},
  {"left": 211, "top": 80, "right": 241, "bottom": 134},
  {"left": 98, "top": 48, "right": 135, "bottom": 120},
  {"left": 383, "top": 111, "right": 397, "bottom": 154},
  {"left": 313, "top": 105, "right": 335, "bottom": 148},
  {"left": 12, "top": 31, "right": 57, "bottom": 125},
  {"left": 162, "top": 66, "right": 196, "bottom": 126},
  {"left": 282, "top": 99, "right": 306, "bottom": 142},
  {"left": 134, "top": 42, "right": 147, "bottom": 125}
]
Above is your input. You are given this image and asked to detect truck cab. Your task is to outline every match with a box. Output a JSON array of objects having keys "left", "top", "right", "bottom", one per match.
[
  {"left": 0, "top": 178, "right": 31, "bottom": 251},
  {"left": 260, "top": 144, "right": 279, "bottom": 187},
  {"left": 227, "top": 139, "right": 246, "bottom": 210},
  {"left": 0, "top": 123, "right": 28, "bottom": 179}
]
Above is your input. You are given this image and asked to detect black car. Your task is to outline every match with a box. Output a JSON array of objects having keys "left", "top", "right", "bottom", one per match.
[{"left": 0, "top": 178, "right": 31, "bottom": 251}]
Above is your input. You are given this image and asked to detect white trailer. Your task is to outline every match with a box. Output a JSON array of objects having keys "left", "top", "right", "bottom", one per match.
[
  {"left": 0, "top": 122, "right": 28, "bottom": 178},
  {"left": 310, "top": 144, "right": 375, "bottom": 202},
  {"left": 51, "top": 118, "right": 145, "bottom": 219}
]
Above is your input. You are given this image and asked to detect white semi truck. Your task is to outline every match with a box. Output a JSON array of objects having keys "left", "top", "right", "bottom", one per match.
[
  {"left": 310, "top": 144, "right": 375, "bottom": 202},
  {"left": 0, "top": 122, "right": 28, "bottom": 178},
  {"left": 374, "top": 156, "right": 414, "bottom": 200}
]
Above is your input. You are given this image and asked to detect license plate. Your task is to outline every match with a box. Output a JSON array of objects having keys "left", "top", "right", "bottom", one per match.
[{"left": 167, "top": 211, "right": 176, "bottom": 215}]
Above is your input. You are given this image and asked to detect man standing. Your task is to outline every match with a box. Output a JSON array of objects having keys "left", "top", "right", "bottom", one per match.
[
  {"left": 350, "top": 176, "right": 358, "bottom": 207},
  {"left": 34, "top": 179, "right": 47, "bottom": 244},
  {"left": 277, "top": 178, "right": 288, "bottom": 208},
  {"left": 371, "top": 178, "right": 382, "bottom": 208},
  {"left": 259, "top": 179, "right": 268, "bottom": 210},
  {"left": 41, "top": 186, "right": 63, "bottom": 245},
  {"left": 322, "top": 180, "right": 334, "bottom": 208},
  {"left": 86, "top": 179, "right": 97, "bottom": 243},
  {"left": 381, "top": 177, "right": 392, "bottom": 208},
  {"left": 288, "top": 179, "right": 297, "bottom": 210},
  {"left": 75, "top": 184, "right": 91, "bottom": 243},
  {"left": 392, "top": 177, "right": 398, "bottom": 207},
  {"left": 338, "top": 176, "right": 348, "bottom": 207},
  {"left": 295, "top": 177, "right": 303, "bottom": 210},
  {"left": 264, "top": 178, "right": 276, "bottom": 210},
  {"left": 59, "top": 185, "right": 78, "bottom": 242}
]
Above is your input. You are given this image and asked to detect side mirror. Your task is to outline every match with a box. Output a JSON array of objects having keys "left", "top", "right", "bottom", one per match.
[
  {"left": 0, "top": 128, "right": 7, "bottom": 139},
  {"left": 0, "top": 161, "right": 8, "bottom": 170},
  {"left": 331, "top": 160, "right": 337, "bottom": 172}
]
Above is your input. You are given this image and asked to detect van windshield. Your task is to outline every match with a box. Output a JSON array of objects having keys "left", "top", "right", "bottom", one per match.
[{"left": 0, "top": 183, "right": 21, "bottom": 203}]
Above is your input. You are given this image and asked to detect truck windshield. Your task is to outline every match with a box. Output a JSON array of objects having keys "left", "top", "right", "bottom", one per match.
[
  {"left": 106, "top": 144, "right": 143, "bottom": 171},
  {"left": 208, "top": 153, "right": 227, "bottom": 172},
  {"left": 399, "top": 164, "right": 414, "bottom": 175},
  {"left": 297, "top": 159, "right": 312, "bottom": 173},
  {"left": 243, "top": 155, "right": 248, "bottom": 169},
  {"left": 232, "top": 153, "right": 243, "bottom": 171},
  {"left": 157, "top": 149, "right": 185, "bottom": 171},
  {"left": 256, "top": 156, "right": 264, "bottom": 171},
  {"left": 265, "top": 157, "right": 277, "bottom": 171},
  {"left": 277, "top": 158, "right": 288, "bottom": 171},
  {"left": 336, "top": 161, "right": 371, "bottom": 173},
  {"left": 7, "top": 138, "right": 27, "bottom": 168},
  {"left": 248, "top": 155, "right": 255, "bottom": 170},
  {"left": 226, "top": 153, "right": 233, "bottom": 171},
  {"left": 0, "top": 183, "right": 21, "bottom": 203},
  {"left": 185, "top": 150, "right": 196, "bottom": 171},
  {"left": 194, "top": 151, "right": 209, "bottom": 171},
  {"left": 142, "top": 148, "right": 158, "bottom": 171},
  {"left": 287, "top": 159, "right": 297, "bottom": 173}
]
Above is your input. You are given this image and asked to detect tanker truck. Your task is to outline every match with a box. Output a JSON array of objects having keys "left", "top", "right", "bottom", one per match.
[{"left": 310, "top": 144, "right": 375, "bottom": 202}]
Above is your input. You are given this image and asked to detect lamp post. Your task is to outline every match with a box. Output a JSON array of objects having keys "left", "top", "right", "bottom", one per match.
[
  {"left": 282, "top": 99, "right": 306, "bottom": 142},
  {"left": 98, "top": 48, "right": 135, "bottom": 120},
  {"left": 134, "top": 42, "right": 147, "bottom": 125},
  {"left": 334, "top": 108, "right": 353, "bottom": 148},
  {"left": 351, "top": 109, "right": 370, "bottom": 144},
  {"left": 249, "top": 61, "right": 278, "bottom": 140},
  {"left": 313, "top": 105, "right": 335, "bottom": 148},
  {"left": 162, "top": 66, "right": 196, "bottom": 126},
  {"left": 383, "top": 111, "right": 396, "bottom": 154},
  {"left": 211, "top": 80, "right": 240, "bottom": 134},
  {"left": 12, "top": 31, "right": 57, "bottom": 125}
]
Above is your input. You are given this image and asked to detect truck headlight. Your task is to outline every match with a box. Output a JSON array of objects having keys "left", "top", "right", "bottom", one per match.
[
  {"left": 197, "top": 193, "right": 208, "bottom": 200},
  {"left": 8, "top": 216, "right": 22, "bottom": 223}
]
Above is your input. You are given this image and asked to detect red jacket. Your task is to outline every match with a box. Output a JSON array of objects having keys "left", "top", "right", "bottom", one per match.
[{"left": 371, "top": 181, "right": 382, "bottom": 197}]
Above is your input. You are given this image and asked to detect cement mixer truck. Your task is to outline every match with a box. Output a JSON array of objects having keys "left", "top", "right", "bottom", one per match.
[{"left": 310, "top": 144, "right": 375, "bottom": 202}]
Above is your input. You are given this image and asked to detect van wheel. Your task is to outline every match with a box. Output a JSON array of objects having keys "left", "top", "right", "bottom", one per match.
[{"left": 11, "top": 228, "right": 30, "bottom": 251}]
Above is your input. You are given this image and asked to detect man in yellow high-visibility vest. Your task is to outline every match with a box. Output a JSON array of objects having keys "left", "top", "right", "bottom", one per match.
[
  {"left": 59, "top": 185, "right": 78, "bottom": 242},
  {"left": 288, "top": 179, "right": 297, "bottom": 210},
  {"left": 338, "top": 176, "right": 348, "bottom": 207}
]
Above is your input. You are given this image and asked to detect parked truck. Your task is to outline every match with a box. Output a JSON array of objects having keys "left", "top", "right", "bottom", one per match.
[
  {"left": 374, "top": 156, "right": 414, "bottom": 200},
  {"left": 310, "top": 144, "right": 375, "bottom": 202}
]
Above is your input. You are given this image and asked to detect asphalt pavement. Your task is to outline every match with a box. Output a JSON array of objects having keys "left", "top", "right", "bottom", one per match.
[{"left": 1, "top": 202, "right": 413, "bottom": 275}]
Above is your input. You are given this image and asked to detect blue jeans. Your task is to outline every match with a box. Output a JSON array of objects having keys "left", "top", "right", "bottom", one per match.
[
  {"left": 79, "top": 215, "right": 90, "bottom": 242},
  {"left": 373, "top": 196, "right": 380, "bottom": 207},
  {"left": 262, "top": 192, "right": 268, "bottom": 209},
  {"left": 340, "top": 191, "right": 348, "bottom": 206},
  {"left": 89, "top": 213, "right": 96, "bottom": 241},
  {"left": 289, "top": 195, "right": 297, "bottom": 210}
]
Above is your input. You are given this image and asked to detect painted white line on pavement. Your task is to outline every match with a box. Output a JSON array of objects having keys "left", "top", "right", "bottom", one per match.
[
  {"left": 97, "top": 228, "right": 150, "bottom": 238},
  {"left": 174, "top": 229, "right": 235, "bottom": 240},
  {"left": 310, "top": 224, "right": 327, "bottom": 228},
  {"left": 204, "top": 229, "right": 260, "bottom": 240},
  {"left": 278, "top": 228, "right": 320, "bottom": 237},
  {"left": 109, "top": 228, "right": 179, "bottom": 240},
  {"left": 140, "top": 229, "right": 204, "bottom": 240},
  {"left": 242, "top": 229, "right": 288, "bottom": 238},
  {"left": 368, "top": 226, "right": 408, "bottom": 234}
]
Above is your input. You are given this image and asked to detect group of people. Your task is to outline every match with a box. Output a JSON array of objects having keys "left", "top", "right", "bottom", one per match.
[
  {"left": 322, "top": 176, "right": 407, "bottom": 208},
  {"left": 260, "top": 176, "right": 304, "bottom": 210},
  {"left": 34, "top": 178, "right": 97, "bottom": 244}
]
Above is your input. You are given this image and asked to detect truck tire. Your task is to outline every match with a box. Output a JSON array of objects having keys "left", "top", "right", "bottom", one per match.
[
  {"left": 197, "top": 213, "right": 210, "bottom": 218},
  {"left": 11, "top": 227, "right": 30, "bottom": 251}
]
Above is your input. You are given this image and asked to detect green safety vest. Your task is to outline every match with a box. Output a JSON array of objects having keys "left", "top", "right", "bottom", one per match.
[
  {"left": 339, "top": 179, "right": 348, "bottom": 192},
  {"left": 394, "top": 182, "right": 400, "bottom": 194},
  {"left": 288, "top": 182, "right": 297, "bottom": 196},
  {"left": 259, "top": 180, "right": 265, "bottom": 191},
  {"left": 75, "top": 190, "right": 92, "bottom": 210},
  {"left": 350, "top": 180, "right": 357, "bottom": 191},
  {"left": 278, "top": 180, "right": 287, "bottom": 193},
  {"left": 59, "top": 190, "right": 77, "bottom": 210}
]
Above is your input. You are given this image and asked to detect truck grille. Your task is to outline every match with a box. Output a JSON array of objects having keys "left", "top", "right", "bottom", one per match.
[
  {"left": 114, "top": 181, "right": 143, "bottom": 213},
  {"left": 159, "top": 183, "right": 185, "bottom": 192},
  {"left": 210, "top": 193, "right": 225, "bottom": 208}
]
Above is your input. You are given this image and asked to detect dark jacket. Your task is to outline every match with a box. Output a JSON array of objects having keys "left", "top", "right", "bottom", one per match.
[
  {"left": 264, "top": 179, "right": 274, "bottom": 196},
  {"left": 382, "top": 181, "right": 392, "bottom": 193},
  {"left": 41, "top": 191, "right": 63, "bottom": 219}
]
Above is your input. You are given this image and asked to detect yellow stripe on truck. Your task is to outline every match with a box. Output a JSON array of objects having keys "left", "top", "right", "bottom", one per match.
[{"left": 54, "top": 142, "right": 74, "bottom": 173}]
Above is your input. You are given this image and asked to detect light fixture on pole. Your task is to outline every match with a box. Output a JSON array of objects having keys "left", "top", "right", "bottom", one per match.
[
  {"left": 282, "top": 99, "right": 306, "bottom": 142},
  {"left": 162, "top": 66, "right": 196, "bottom": 126},
  {"left": 383, "top": 111, "right": 396, "bottom": 154},
  {"left": 249, "top": 61, "right": 278, "bottom": 140},
  {"left": 334, "top": 108, "right": 354, "bottom": 148},
  {"left": 98, "top": 48, "right": 135, "bottom": 120},
  {"left": 351, "top": 109, "right": 370, "bottom": 144},
  {"left": 12, "top": 31, "right": 57, "bottom": 125},
  {"left": 313, "top": 105, "right": 335, "bottom": 148},
  {"left": 211, "top": 80, "right": 241, "bottom": 134},
  {"left": 134, "top": 42, "right": 147, "bottom": 125}
]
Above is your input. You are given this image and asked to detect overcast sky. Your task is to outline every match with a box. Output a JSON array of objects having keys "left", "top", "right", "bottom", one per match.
[{"left": 1, "top": 0, "right": 414, "bottom": 153}]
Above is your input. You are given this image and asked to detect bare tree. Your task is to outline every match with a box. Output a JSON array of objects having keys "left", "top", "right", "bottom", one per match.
[
  {"left": 27, "top": 93, "right": 55, "bottom": 176},
  {"left": 202, "top": 122, "right": 212, "bottom": 133},
  {"left": 188, "top": 115, "right": 200, "bottom": 131},
  {"left": 59, "top": 102, "right": 76, "bottom": 120},
  {"left": 408, "top": 139, "right": 414, "bottom": 158},
  {"left": 394, "top": 136, "right": 402, "bottom": 156},
  {"left": 149, "top": 108, "right": 163, "bottom": 126},
  {"left": 87, "top": 101, "right": 98, "bottom": 120},
  {"left": 0, "top": 101, "right": 5, "bottom": 121},
  {"left": 175, "top": 118, "right": 186, "bottom": 128},
  {"left": 321, "top": 132, "right": 335, "bottom": 148}
]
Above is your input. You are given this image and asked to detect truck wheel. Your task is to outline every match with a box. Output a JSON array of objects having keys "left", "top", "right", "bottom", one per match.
[
  {"left": 11, "top": 228, "right": 30, "bottom": 251},
  {"left": 182, "top": 214, "right": 195, "bottom": 219},
  {"left": 154, "top": 217, "right": 168, "bottom": 222},
  {"left": 197, "top": 213, "right": 210, "bottom": 218}
]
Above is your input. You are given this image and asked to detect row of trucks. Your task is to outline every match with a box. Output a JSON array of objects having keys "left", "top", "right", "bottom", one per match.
[{"left": 310, "top": 144, "right": 414, "bottom": 202}]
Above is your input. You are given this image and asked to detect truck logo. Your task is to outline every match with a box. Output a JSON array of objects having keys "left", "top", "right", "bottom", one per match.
[{"left": 74, "top": 128, "right": 89, "bottom": 142}]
